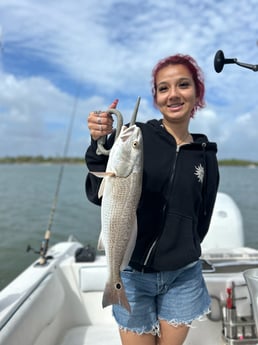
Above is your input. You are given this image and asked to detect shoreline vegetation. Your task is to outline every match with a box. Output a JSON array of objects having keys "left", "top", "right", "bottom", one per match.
[
  {"left": 0, "top": 156, "right": 257, "bottom": 166},
  {"left": 0, "top": 156, "right": 84, "bottom": 164}
]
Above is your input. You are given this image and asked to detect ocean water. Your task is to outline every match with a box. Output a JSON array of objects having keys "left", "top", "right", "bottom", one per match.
[{"left": 0, "top": 164, "right": 257, "bottom": 290}]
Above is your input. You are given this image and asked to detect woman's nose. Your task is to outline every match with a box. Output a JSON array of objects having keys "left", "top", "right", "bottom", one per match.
[{"left": 168, "top": 86, "right": 179, "bottom": 98}]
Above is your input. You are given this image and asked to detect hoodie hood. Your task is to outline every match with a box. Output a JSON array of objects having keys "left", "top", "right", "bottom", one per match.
[{"left": 139, "top": 118, "right": 217, "bottom": 152}]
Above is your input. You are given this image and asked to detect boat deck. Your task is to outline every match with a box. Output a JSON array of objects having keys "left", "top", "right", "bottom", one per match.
[
  {"left": 60, "top": 324, "right": 120, "bottom": 345},
  {"left": 1, "top": 242, "right": 258, "bottom": 345}
]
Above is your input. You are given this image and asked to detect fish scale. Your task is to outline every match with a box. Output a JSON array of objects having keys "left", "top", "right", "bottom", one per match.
[{"left": 103, "top": 174, "right": 142, "bottom": 268}]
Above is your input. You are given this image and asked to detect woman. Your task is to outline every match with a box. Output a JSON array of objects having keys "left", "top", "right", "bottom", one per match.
[{"left": 85, "top": 54, "right": 219, "bottom": 345}]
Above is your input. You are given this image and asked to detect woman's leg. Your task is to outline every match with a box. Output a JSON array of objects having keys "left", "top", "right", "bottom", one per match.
[
  {"left": 118, "top": 322, "right": 189, "bottom": 345},
  {"left": 158, "top": 321, "right": 189, "bottom": 345},
  {"left": 119, "top": 329, "right": 157, "bottom": 345}
]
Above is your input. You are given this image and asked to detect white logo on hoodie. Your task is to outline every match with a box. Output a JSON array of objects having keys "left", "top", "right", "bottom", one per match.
[{"left": 194, "top": 164, "right": 204, "bottom": 183}]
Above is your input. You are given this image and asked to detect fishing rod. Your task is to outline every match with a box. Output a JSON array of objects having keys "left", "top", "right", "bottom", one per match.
[
  {"left": 27, "top": 88, "right": 79, "bottom": 265},
  {"left": 214, "top": 50, "right": 258, "bottom": 73},
  {"left": 0, "top": 29, "right": 79, "bottom": 266}
]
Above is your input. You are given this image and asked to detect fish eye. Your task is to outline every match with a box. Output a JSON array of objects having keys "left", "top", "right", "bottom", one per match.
[{"left": 132, "top": 140, "right": 138, "bottom": 148}]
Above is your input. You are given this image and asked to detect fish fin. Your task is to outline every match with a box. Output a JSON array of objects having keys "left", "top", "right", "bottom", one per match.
[
  {"left": 90, "top": 172, "right": 115, "bottom": 198},
  {"left": 102, "top": 281, "right": 131, "bottom": 313},
  {"left": 97, "top": 231, "right": 105, "bottom": 251},
  {"left": 98, "top": 179, "right": 105, "bottom": 198},
  {"left": 90, "top": 171, "right": 115, "bottom": 178}
]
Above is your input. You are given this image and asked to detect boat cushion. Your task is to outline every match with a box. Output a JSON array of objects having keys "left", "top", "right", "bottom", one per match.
[{"left": 79, "top": 266, "right": 107, "bottom": 292}]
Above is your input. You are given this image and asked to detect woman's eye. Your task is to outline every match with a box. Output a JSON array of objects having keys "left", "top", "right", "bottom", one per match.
[
  {"left": 158, "top": 86, "right": 168, "bottom": 92},
  {"left": 179, "top": 83, "right": 189, "bottom": 88},
  {"left": 179, "top": 81, "right": 190, "bottom": 88}
]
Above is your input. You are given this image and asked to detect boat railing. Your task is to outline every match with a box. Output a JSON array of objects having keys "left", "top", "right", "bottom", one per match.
[
  {"left": 221, "top": 281, "right": 258, "bottom": 344},
  {"left": 201, "top": 252, "right": 258, "bottom": 344}
]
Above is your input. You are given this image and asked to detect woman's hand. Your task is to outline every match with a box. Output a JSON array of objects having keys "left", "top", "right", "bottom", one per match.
[{"left": 88, "top": 99, "right": 119, "bottom": 141}]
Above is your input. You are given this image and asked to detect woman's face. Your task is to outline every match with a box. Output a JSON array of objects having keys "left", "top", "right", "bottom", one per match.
[{"left": 155, "top": 64, "right": 198, "bottom": 124}]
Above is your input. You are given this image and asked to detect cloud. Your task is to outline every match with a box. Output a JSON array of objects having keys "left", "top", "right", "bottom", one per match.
[{"left": 0, "top": 0, "right": 257, "bottom": 159}]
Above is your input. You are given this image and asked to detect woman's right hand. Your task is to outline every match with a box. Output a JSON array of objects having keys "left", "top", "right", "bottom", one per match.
[{"left": 87, "top": 99, "right": 119, "bottom": 141}]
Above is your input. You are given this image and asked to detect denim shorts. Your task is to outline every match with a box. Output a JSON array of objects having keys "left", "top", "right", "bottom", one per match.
[{"left": 112, "top": 260, "right": 210, "bottom": 335}]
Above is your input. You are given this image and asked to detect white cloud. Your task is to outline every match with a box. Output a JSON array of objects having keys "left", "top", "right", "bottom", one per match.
[{"left": 0, "top": 0, "right": 257, "bottom": 159}]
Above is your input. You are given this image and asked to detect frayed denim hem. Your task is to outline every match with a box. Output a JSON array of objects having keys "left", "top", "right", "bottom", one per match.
[
  {"left": 117, "top": 308, "right": 211, "bottom": 337},
  {"left": 118, "top": 320, "right": 160, "bottom": 336},
  {"left": 159, "top": 307, "right": 211, "bottom": 330}
]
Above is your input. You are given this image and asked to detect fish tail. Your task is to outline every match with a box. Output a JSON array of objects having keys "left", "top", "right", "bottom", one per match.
[{"left": 102, "top": 281, "right": 131, "bottom": 313}]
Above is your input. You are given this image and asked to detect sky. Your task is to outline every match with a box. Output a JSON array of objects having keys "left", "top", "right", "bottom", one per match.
[{"left": 0, "top": 0, "right": 258, "bottom": 160}]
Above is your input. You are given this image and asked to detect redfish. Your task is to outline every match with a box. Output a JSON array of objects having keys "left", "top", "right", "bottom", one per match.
[{"left": 92, "top": 124, "right": 143, "bottom": 312}]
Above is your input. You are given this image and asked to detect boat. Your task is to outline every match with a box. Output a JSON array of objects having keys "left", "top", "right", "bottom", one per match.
[{"left": 1, "top": 192, "right": 258, "bottom": 345}]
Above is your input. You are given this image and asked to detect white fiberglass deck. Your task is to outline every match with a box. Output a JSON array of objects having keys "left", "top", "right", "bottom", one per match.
[{"left": 0, "top": 243, "right": 229, "bottom": 345}]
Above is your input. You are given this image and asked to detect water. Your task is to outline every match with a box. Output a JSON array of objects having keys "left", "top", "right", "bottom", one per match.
[
  {"left": 0, "top": 164, "right": 257, "bottom": 290},
  {"left": 0, "top": 164, "right": 101, "bottom": 290}
]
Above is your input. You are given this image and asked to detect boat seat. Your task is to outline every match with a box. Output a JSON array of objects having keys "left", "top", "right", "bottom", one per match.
[
  {"left": 78, "top": 265, "right": 115, "bottom": 325},
  {"left": 58, "top": 325, "right": 120, "bottom": 345},
  {"left": 79, "top": 265, "right": 107, "bottom": 292},
  {"left": 57, "top": 262, "right": 121, "bottom": 345}
]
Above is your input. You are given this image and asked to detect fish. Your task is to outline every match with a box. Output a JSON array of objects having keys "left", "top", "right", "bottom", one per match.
[{"left": 91, "top": 124, "right": 143, "bottom": 312}]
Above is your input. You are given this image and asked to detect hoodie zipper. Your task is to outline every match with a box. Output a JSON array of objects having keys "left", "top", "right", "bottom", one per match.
[{"left": 142, "top": 145, "right": 180, "bottom": 269}]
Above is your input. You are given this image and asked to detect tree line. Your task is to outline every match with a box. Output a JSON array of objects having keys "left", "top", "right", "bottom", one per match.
[{"left": 0, "top": 156, "right": 257, "bottom": 166}]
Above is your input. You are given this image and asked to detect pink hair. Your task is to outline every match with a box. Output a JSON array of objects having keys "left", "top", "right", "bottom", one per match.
[{"left": 151, "top": 54, "right": 205, "bottom": 116}]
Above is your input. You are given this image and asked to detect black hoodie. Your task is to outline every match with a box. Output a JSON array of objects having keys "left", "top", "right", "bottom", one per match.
[{"left": 85, "top": 119, "right": 219, "bottom": 272}]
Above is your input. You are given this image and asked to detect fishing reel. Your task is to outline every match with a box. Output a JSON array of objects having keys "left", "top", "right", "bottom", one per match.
[
  {"left": 27, "top": 229, "right": 53, "bottom": 265},
  {"left": 214, "top": 50, "right": 258, "bottom": 73}
]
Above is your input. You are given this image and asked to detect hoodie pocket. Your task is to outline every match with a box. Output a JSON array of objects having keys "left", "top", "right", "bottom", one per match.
[{"left": 152, "top": 211, "right": 201, "bottom": 270}]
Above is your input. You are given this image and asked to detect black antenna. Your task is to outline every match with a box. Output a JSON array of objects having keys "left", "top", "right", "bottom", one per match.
[{"left": 214, "top": 50, "right": 258, "bottom": 73}]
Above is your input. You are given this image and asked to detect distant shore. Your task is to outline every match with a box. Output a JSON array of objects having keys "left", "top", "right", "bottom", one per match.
[
  {"left": 0, "top": 156, "right": 257, "bottom": 166},
  {"left": 0, "top": 156, "right": 84, "bottom": 164}
]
